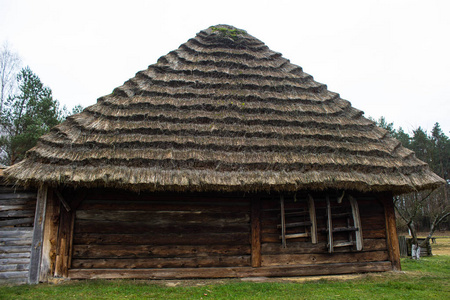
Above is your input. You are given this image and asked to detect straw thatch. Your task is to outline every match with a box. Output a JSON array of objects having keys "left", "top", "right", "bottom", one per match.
[{"left": 4, "top": 25, "right": 445, "bottom": 193}]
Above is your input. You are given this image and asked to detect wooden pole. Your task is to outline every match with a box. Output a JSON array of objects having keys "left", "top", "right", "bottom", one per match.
[
  {"left": 39, "top": 188, "right": 59, "bottom": 282},
  {"left": 28, "top": 185, "right": 48, "bottom": 284},
  {"left": 381, "top": 193, "right": 401, "bottom": 271},
  {"left": 251, "top": 198, "right": 261, "bottom": 267}
]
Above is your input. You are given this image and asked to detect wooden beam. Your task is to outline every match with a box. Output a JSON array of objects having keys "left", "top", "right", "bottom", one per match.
[
  {"left": 251, "top": 198, "right": 261, "bottom": 267},
  {"left": 68, "top": 261, "right": 392, "bottom": 279},
  {"left": 28, "top": 185, "right": 48, "bottom": 284},
  {"left": 307, "top": 195, "right": 317, "bottom": 244},
  {"left": 39, "top": 188, "right": 59, "bottom": 282},
  {"left": 381, "top": 193, "right": 401, "bottom": 271},
  {"left": 55, "top": 190, "right": 70, "bottom": 212},
  {"left": 54, "top": 190, "right": 86, "bottom": 278},
  {"left": 326, "top": 195, "right": 333, "bottom": 253},
  {"left": 280, "top": 195, "right": 286, "bottom": 248},
  {"left": 349, "top": 195, "right": 363, "bottom": 251}
]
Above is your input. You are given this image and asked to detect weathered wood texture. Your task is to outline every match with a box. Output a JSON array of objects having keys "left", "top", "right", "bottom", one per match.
[
  {"left": 28, "top": 185, "right": 48, "bottom": 284},
  {"left": 40, "top": 188, "right": 59, "bottom": 281},
  {"left": 260, "top": 194, "right": 389, "bottom": 268},
  {"left": 381, "top": 193, "right": 401, "bottom": 271},
  {"left": 0, "top": 182, "right": 37, "bottom": 284},
  {"left": 69, "top": 261, "right": 392, "bottom": 279},
  {"left": 71, "top": 190, "right": 252, "bottom": 271}
]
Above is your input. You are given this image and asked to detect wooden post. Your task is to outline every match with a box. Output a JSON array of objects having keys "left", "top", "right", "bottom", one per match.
[
  {"left": 251, "top": 198, "right": 261, "bottom": 267},
  {"left": 28, "top": 185, "right": 48, "bottom": 284},
  {"left": 381, "top": 193, "right": 401, "bottom": 271},
  {"left": 39, "top": 188, "right": 60, "bottom": 281},
  {"left": 280, "top": 195, "right": 286, "bottom": 248},
  {"left": 54, "top": 190, "right": 85, "bottom": 277}
]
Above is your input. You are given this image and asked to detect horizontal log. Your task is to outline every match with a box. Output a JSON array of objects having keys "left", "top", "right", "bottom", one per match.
[
  {"left": 74, "top": 220, "right": 249, "bottom": 234},
  {"left": 0, "top": 228, "right": 33, "bottom": 237},
  {"left": 76, "top": 210, "right": 249, "bottom": 224},
  {"left": 69, "top": 261, "right": 392, "bottom": 279},
  {"left": 84, "top": 193, "right": 251, "bottom": 204},
  {"left": 261, "top": 250, "right": 389, "bottom": 267},
  {"left": 0, "top": 271, "right": 29, "bottom": 279},
  {"left": 363, "top": 229, "right": 386, "bottom": 239},
  {"left": 0, "top": 237, "right": 32, "bottom": 246},
  {"left": 0, "top": 199, "right": 36, "bottom": 206},
  {"left": 0, "top": 246, "right": 31, "bottom": 254},
  {"left": 0, "top": 264, "right": 29, "bottom": 271},
  {"left": 73, "top": 232, "right": 250, "bottom": 245},
  {"left": 0, "top": 278, "right": 28, "bottom": 284},
  {"left": 73, "top": 244, "right": 251, "bottom": 259},
  {"left": 0, "top": 258, "right": 31, "bottom": 265},
  {"left": 0, "top": 218, "right": 34, "bottom": 227},
  {"left": 72, "top": 255, "right": 251, "bottom": 269},
  {"left": 0, "top": 210, "right": 35, "bottom": 218},
  {"left": 78, "top": 201, "right": 249, "bottom": 212},
  {"left": 0, "top": 252, "right": 31, "bottom": 259},
  {"left": 0, "top": 193, "right": 36, "bottom": 200}
]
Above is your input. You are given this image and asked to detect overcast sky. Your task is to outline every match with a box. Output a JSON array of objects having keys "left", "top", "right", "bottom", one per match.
[{"left": 1, "top": 0, "right": 449, "bottom": 134}]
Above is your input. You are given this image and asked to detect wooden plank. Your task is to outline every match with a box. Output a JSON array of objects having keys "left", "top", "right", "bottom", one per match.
[
  {"left": 0, "top": 210, "right": 35, "bottom": 218},
  {"left": 73, "top": 232, "right": 250, "bottom": 246},
  {"left": 0, "top": 252, "right": 31, "bottom": 259},
  {"left": 308, "top": 195, "right": 318, "bottom": 244},
  {"left": 40, "top": 188, "right": 59, "bottom": 282},
  {"left": 73, "top": 244, "right": 251, "bottom": 259},
  {"left": 0, "top": 271, "right": 29, "bottom": 279},
  {"left": 54, "top": 203, "right": 74, "bottom": 277},
  {"left": 0, "top": 228, "right": 33, "bottom": 237},
  {"left": 326, "top": 195, "right": 333, "bottom": 253},
  {"left": 75, "top": 210, "right": 249, "bottom": 224},
  {"left": 251, "top": 198, "right": 261, "bottom": 267},
  {"left": 0, "top": 264, "right": 29, "bottom": 271},
  {"left": 283, "top": 233, "right": 309, "bottom": 239},
  {"left": 0, "top": 218, "right": 34, "bottom": 227},
  {"left": 78, "top": 201, "right": 250, "bottom": 212},
  {"left": 0, "top": 246, "right": 32, "bottom": 253},
  {"left": 74, "top": 220, "right": 249, "bottom": 234},
  {"left": 261, "top": 250, "right": 389, "bottom": 267},
  {"left": 381, "top": 193, "right": 401, "bottom": 271},
  {"left": 71, "top": 255, "right": 251, "bottom": 269},
  {"left": 68, "top": 261, "right": 392, "bottom": 279},
  {"left": 0, "top": 193, "right": 36, "bottom": 200},
  {"left": 0, "top": 237, "right": 32, "bottom": 246},
  {"left": 28, "top": 185, "right": 48, "bottom": 284},
  {"left": 0, "top": 258, "right": 31, "bottom": 265},
  {"left": 280, "top": 195, "right": 286, "bottom": 248},
  {"left": 349, "top": 195, "right": 363, "bottom": 251}
]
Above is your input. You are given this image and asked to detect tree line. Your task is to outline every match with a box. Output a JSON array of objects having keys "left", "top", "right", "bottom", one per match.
[
  {"left": 0, "top": 43, "right": 82, "bottom": 165},
  {"left": 373, "top": 117, "right": 450, "bottom": 255}
]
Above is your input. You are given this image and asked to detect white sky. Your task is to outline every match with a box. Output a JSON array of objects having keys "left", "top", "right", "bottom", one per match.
[{"left": 1, "top": 0, "right": 449, "bottom": 135}]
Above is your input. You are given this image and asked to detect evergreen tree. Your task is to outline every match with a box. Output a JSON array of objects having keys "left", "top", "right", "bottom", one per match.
[{"left": 0, "top": 67, "right": 64, "bottom": 165}]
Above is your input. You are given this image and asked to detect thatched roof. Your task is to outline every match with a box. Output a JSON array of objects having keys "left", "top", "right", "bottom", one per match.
[{"left": 4, "top": 25, "right": 444, "bottom": 194}]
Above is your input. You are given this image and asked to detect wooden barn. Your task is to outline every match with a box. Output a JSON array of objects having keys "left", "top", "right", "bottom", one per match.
[{"left": 3, "top": 25, "right": 444, "bottom": 283}]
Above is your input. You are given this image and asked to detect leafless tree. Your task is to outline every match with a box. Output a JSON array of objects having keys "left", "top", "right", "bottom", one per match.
[
  {"left": 0, "top": 42, "right": 21, "bottom": 112},
  {"left": 394, "top": 185, "right": 450, "bottom": 258}
]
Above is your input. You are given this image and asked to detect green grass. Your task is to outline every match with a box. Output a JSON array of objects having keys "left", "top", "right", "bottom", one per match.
[{"left": 1, "top": 256, "right": 449, "bottom": 299}]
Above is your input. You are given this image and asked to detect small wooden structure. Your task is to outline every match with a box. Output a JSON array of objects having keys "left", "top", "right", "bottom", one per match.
[
  {"left": 3, "top": 25, "right": 444, "bottom": 283},
  {"left": 0, "top": 168, "right": 37, "bottom": 284}
]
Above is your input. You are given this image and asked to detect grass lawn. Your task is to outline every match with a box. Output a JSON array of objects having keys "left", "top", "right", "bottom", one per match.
[{"left": 1, "top": 238, "right": 449, "bottom": 299}]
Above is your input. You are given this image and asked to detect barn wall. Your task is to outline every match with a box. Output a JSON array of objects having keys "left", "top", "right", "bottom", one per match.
[
  {"left": 260, "top": 194, "right": 389, "bottom": 268},
  {"left": 0, "top": 183, "right": 37, "bottom": 284},
  {"left": 71, "top": 190, "right": 252, "bottom": 270},
  {"left": 64, "top": 190, "right": 394, "bottom": 279}
]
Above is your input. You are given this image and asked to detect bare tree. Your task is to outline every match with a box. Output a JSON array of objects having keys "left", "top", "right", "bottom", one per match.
[
  {"left": 394, "top": 185, "right": 450, "bottom": 258},
  {"left": 0, "top": 42, "right": 21, "bottom": 112}
]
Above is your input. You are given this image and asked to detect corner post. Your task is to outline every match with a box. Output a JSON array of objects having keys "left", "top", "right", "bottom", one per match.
[
  {"left": 28, "top": 184, "right": 48, "bottom": 284},
  {"left": 381, "top": 192, "right": 401, "bottom": 271}
]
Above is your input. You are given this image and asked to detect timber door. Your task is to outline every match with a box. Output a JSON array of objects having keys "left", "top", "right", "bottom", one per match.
[{"left": 71, "top": 190, "right": 252, "bottom": 273}]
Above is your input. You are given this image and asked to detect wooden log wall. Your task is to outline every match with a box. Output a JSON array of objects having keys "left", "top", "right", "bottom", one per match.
[
  {"left": 260, "top": 193, "right": 390, "bottom": 269},
  {"left": 0, "top": 184, "right": 37, "bottom": 284},
  {"left": 71, "top": 190, "right": 252, "bottom": 270}
]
